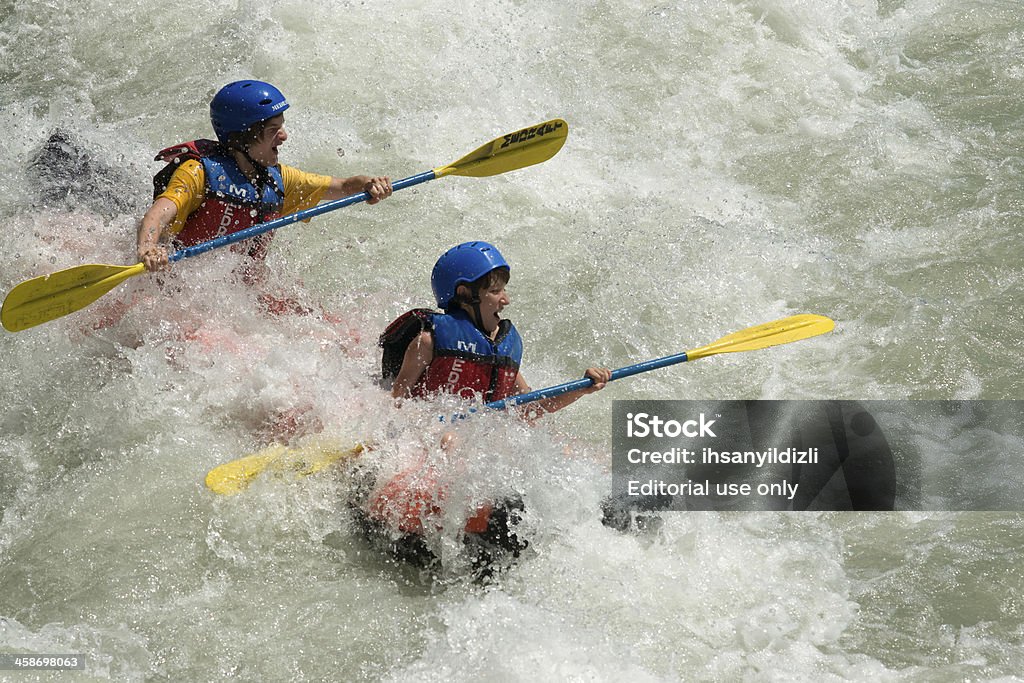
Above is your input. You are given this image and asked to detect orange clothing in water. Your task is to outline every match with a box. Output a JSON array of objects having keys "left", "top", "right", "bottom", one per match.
[{"left": 367, "top": 460, "right": 493, "bottom": 535}]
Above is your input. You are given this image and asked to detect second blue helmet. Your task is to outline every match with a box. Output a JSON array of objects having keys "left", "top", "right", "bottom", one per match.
[{"left": 431, "top": 241, "right": 510, "bottom": 310}]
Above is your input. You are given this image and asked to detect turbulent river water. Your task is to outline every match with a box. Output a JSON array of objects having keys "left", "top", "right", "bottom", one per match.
[{"left": 2, "top": 0, "right": 1023, "bottom": 680}]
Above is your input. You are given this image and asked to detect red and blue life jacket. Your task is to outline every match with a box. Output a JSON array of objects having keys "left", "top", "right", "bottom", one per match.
[
  {"left": 379, "top": 308, "right": 523, "bottom": 402},
  {"left": 153, "top": 140, "right": 285, "bottom": 262}
]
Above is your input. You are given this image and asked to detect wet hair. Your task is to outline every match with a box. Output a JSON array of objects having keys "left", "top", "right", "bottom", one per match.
[
  {"left": 453, "top": 267, "right": 509, "bottom": 307},
  {"left": 224, "top": 115, "right": 279, "bottom": 153}
]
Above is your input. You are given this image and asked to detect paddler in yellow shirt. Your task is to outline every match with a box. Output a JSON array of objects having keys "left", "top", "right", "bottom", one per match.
[{"left": 136, "top": 80, "right": 392, "bottom": 305}]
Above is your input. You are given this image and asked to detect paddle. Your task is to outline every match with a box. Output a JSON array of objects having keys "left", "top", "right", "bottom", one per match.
[
  {"left": 204, "top": 313, "right": 835, "bottom": 495},
  {"left": 205, "top": 441, "right": 367, "bottom": 496},
  {"left": 480, "top": 313, "right": 836, "bottom": 412},
  {"left": 2, "top": 119, "right": 569, "bottom": 332}
]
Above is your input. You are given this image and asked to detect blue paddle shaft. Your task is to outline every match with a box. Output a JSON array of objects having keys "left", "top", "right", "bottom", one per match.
[
  {"left": 485, "top": 351, "right": 690, "bottom": 410},
  {"left": 441, "top": 350, "right": 691, "bottom": 422},
  {"left": 168, "top": 170, "right": 436, "bottom": 263}
]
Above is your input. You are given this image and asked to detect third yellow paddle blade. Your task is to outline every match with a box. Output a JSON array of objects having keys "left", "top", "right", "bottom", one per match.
[
  {"left": 435, "top": 119, "right": 568, "bottom": 178},
  {"left": 685, "top": 314, "right": 835, "bottom": 361},
  {"left": 204, "top": 444, "right": 289, "bottom": 496},
  {"left": 204, "top": 440, "right": 366, "bottom": 495}
]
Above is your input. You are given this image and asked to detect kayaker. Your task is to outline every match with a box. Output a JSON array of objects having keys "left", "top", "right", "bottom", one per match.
[
  {"left": 381, "top": 240, "right": 611, "bottom": 415},
  {"left": 136, "top": 80, "right": 392, "bottom": 288},
  {"left": 361, "top": 241, "right": 611, "bottom": 577}
]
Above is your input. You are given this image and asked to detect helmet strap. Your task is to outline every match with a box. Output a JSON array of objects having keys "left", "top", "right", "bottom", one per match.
[
  {"left": 241, "top": 148, "right": 282, "bottom": 198},
  {"left": 456, "top": 285, "right": 489, "bottom": 335},
  {"left": 469, "top": 302, "right": 486, "bottom": 333},
  {"left": 239, "top": 147, "right": 268, "bottom": 175}
]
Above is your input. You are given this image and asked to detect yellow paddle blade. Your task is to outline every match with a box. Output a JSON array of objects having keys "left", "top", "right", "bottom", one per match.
[
  {"left": 2, "top": 262, "right": 145, "bottom": 332},
  {"left": 205, "top": 440, "right": 366, "bottom": 496},
  {"left": 685, "top": 314, "right": 835, "bottom": 361},
  {"left": 434, "top": 119, "right": 568, "bottom": 179}
]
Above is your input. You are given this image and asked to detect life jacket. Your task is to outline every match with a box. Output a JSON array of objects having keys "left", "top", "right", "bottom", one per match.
[
  {"left": 152, "top": 140, "right": 285, "bottom": 262},
  {"left": 378, "top": 308, "right": 523, "bottom": 402}
]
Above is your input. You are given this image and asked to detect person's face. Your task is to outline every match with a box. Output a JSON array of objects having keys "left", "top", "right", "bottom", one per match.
[
  {"left": 462, "top": 279, "right": 510, "bottom": 336},
  {"left": 248, "top": 115, "right": 287, "bottom": 166}
]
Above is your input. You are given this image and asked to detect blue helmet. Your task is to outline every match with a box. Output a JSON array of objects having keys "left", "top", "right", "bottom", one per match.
[
  {"left": 431, "top": 241, "right": 510, "bottom": 310},
  {"left": 210, "top": 80, "right": 290, "bottom": 143}
]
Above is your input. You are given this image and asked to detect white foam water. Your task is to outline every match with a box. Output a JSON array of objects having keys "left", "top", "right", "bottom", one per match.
[{"left": 2, "top": 0, "right": 1022, "bottom": 679}]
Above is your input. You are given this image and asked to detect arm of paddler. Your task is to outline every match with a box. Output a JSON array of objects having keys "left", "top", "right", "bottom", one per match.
[
  {"left": 136, "top": 197, "right": 178, "bottom": 271},
  {"left": 280, "top": 166, "right": 392, "bottom": 215},
  {"left": 430, "top": 366, "right": 610, "bottom": 454},
  {"left": 513, "top": 367, "right": 612, "bottom": 424},
  {"left": 322, "top": 174, "right": 393, "bottom": 204},
  {"left": 390, "top": 330, "right": 434, "bottom": 401},
  {"left": 138, "top": 159, "right": 203, "bottom": 271}
]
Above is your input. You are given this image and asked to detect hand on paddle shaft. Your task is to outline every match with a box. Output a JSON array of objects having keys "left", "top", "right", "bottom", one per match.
[
  {"left": 1, "top": 120, "right": 568, "bottom": 332},
  {"left": 516, "top": 366, "right": 612, "bottom": 422},
  {"left": 205, "top": 314, "right": 835, "bottom": 495}
]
